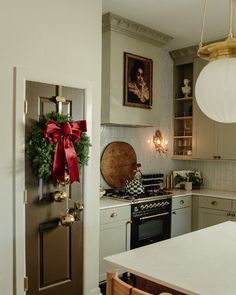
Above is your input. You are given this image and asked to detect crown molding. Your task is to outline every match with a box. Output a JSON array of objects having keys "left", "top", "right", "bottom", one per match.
[
  {"left": 102, "top": 12, "right": 173, "bottom": 47},
  {"left": 170, "top": 45, "right": 198, "bottom": 60}
]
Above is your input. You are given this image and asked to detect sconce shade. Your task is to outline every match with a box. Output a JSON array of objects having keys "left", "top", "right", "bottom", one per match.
[{"left": 195, "top": 58, "right": 236, "bottom": 123}]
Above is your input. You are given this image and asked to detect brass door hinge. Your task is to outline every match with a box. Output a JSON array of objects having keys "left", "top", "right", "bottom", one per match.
[
  {"left": 24, "top": 190, "right": 28, "bottom": 205},
  {"left": 24, "top": 100, "right": 28, "bottom": 114},
  {"left": 24, "top": 276, "right": 28, "bottom": 291}
]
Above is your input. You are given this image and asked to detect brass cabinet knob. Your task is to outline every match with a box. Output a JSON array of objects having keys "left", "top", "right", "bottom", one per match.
[
  {"left": 180, "top": 200, "right": 184, "bottom": 205},
  {"left": 172, "top": 211, "right": 176, "bottom": 215},
  {"left": 52, "top": 191, "right": 67, "bottom": 202},
  {"left": 211, "top": 201, "right": 217, "bottom": 206},
  {"left": 110, "top": 212, "right": 117, "bottom": 218}
]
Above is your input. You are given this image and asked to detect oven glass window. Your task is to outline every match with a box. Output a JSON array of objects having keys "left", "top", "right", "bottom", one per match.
[{"left": 139, "top": 219, "right": 163, "bottom": 240}]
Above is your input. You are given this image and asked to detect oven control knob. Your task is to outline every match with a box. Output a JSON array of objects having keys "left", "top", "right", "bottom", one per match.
[
  {"left": 161, "top": 202, "right": 165, "bottom": 206},
  {"left": 157, "top": 203, "right": 161, "bottom": 207},
  {"left": 145, "top": 204, "right": 149, "bottom": 209},
  {"left": 149, "top": 204, "right": 153, "bottom": 208},
  {"left": 140, "top": 205, "right": 145, "bottom": 210},
  {"left": 153, "top": 203, "right": 157, "bottom": 208}
]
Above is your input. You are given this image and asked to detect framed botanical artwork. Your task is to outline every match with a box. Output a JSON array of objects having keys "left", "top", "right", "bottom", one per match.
[{"left": 124, "top": 52, "right": 153, "bottom": 109}]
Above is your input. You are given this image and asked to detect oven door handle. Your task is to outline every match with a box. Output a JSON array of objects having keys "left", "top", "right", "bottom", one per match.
[{"left": 140, "top": 212, "right": 169, "bottom": 220}]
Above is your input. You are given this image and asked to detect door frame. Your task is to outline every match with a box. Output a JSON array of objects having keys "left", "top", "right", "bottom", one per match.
[{"left": 14, "top": 66, "right": 100, "bottom": 295}]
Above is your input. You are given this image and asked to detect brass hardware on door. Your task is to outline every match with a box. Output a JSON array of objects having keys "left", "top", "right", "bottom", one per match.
[
  {"left": 60, "top": 211, "right": 75, "bottom": 226},
  {"left": 211, "top": 201, "right": 218, "bottom": 206},
  {"left": 180, "top": 200, "right": 184, "bottom": 205},
  {"left": 70, "top": 202, "right": 84, "bottom": 221},
  {"left": 52, "top": 190, "right": 67, "bottom": 202},
  {"left": 60, "top": 202, "right": 84, "bottom": 226}
]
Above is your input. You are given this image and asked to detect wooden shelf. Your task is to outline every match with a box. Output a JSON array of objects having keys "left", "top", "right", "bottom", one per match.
[
  {"left": 174, "top": 116, "right": 192, "bottom": 120},
  {"left": 175, "top": 97, "right": 193, "bottom": 101},
  {"left": 172, "top": 155, "right": 192, "bottom": 160},
  {"left": 174, "top": 136, "right": 192, "bottom": 139}
]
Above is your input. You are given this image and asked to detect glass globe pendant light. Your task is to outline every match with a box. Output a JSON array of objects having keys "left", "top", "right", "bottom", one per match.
[{"left": 195, "top": 0, "right": 236, "bottom": 123}]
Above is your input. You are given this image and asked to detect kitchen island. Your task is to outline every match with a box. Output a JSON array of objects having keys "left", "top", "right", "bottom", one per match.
[{"left": 104, "top": 221, "right": 236, "bottom": 295}]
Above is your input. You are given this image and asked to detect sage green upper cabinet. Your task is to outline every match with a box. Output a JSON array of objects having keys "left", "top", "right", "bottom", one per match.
[
  {"left": 217, "top": 123, "right": 236, "bottom": 159},
  {"left": 192, "top": 58, "right": 215, "bottom": 159},
  {"left": 193, "top": 57, "right": 236, "bottom": 160}
]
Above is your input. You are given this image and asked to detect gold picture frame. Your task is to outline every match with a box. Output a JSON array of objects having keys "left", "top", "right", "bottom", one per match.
[{"left": 124, "top": 52, "right": 153, "bottom": 109}]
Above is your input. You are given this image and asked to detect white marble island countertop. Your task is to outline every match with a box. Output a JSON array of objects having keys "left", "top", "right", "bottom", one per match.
[{"left": 105, "top": 221, "right": 236, "bottom": 295}]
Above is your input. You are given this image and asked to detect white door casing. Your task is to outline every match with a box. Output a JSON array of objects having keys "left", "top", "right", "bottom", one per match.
[{"left": 14, "top": 66, "right": 101, "bottom": 295}]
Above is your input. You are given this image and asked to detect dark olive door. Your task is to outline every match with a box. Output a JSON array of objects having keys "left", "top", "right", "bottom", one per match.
[{"left": 25, "top": 81, "right": 84, "bottom": 295}]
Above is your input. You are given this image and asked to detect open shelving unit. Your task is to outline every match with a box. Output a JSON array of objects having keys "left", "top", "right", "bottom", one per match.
[{"left": 173, "top": 62, "right": 193, "bottom": 159}]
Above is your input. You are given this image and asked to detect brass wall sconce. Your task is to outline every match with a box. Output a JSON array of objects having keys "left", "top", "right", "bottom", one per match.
[{"left": 153, "top": 130, "right": 168, "bottom": 154}]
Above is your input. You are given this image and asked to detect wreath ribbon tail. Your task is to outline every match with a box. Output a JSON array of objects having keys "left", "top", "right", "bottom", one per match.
[
  {"left": 64, "top": 139, "right": 80, "bottom": 183},
  {"left": 52, "top": 140, "right": 66, "bottom": 183}
]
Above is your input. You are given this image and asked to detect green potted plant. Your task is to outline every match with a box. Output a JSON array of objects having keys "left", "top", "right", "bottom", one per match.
[{"left": 187, "top": 171, "right": 203, "bottom": 189}]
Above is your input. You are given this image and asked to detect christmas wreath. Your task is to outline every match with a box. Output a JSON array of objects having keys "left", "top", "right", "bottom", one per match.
[{"left": 26, "top": 112, "right": 91, "bottom": 184}]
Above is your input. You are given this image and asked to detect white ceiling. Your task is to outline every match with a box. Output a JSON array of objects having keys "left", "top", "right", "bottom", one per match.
[{"left": 102, "top": 0, "right": 232, "bottom": 51}]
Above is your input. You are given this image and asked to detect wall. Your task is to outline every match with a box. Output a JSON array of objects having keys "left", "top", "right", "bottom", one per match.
[
  {"left": 0, "top": 1, "right": 101, "bottom": 295},
  {"left": 100, "top": 23, "right": 174, "bottom": 186},
  {"left": 174, "top": 160, "right": 236, "bottom": 192},
  {"left": 100, "top": 125, "right": 173, "bottom": 189},
  {"left": 102, "top": 13, "right": 173, "bottom": 127}
]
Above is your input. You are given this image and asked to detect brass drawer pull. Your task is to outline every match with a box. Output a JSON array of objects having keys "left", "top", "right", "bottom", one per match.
[
  {"left": 211, "top": 201, "right": 218, "bottom": 206},
  {"left": 110, "top": 212, "right": 117, "bottom": 218}
]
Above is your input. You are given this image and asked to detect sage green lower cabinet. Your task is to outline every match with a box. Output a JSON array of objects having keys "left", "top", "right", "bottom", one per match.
[
  {"left": 198, "top": 196, "right": 236, "bottom": 229},
  {"left": 171, "top": 195, "right": 192, "bottom": 238},
  {"left": 99, "top": 205, "right": 131, "bottom": 282}
]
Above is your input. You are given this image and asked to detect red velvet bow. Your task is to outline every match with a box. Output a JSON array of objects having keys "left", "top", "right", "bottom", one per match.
[{"left": 43, "top": 119, "right": 87, "bottom": 184}]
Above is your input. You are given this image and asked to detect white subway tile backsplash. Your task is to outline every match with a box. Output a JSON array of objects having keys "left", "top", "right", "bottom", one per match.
[{"left": 175, "top": 160, "right": 236, "bottom": 191}]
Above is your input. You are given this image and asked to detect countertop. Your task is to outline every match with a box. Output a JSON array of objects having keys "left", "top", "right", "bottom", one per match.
[
  {"left": 104, "top": 221, "right": 236, "bottom": 295},
  {"left": 100, "top": 198, "right": 130, "bottom": 210},
  {"left": 100, "top": 189, "right": 236, "bottom": 209}
]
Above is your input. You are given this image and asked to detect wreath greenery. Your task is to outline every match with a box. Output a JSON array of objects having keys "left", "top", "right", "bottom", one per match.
[{"left": 26, "top": 112, "right": 91, "bottom": 183}]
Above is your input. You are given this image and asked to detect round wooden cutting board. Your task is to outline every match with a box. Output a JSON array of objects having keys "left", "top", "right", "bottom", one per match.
[{"left": 101, "top": 141, "right": 137, "bottom": 189}]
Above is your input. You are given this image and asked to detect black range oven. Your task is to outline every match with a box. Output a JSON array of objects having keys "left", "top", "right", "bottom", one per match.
[{"left": 131, "top": 198, "right": 171, "bottom": 249}]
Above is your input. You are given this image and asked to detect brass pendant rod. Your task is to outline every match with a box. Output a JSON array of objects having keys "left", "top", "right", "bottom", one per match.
[{"left": 199, "top": 0, "right": 208, "bottom": 48}]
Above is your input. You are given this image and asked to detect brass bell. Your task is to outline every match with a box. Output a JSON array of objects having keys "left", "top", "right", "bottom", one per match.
[
  {"left": 52, "top": 191, "right": 67, "bottom": 202},
  {"left": 60, "top": 213, "right": 75, "bottom": 227},
  {"left": 57, "top": 172, "right": 70, "bottom": 186}
]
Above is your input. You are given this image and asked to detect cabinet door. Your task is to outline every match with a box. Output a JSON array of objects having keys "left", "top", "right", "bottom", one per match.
[
  {"left": 192, "top": 58, "right": 216, "bottom": 159},
  {"left": 198, "top": 208, "right": 229, "bottom": 229},
  {"left": 99, "top": 220, "right": 130, "bottom": 282},
  {"left": 217, "top": 123, "right": 236, "bottom": 159},
  {"left": 171, "top": 207, "right": 191, "bottom": 238}
]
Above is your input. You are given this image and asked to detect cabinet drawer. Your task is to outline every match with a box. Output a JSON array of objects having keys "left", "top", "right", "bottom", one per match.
[
  {"left": 100, "top": 206, "right": 130, "bottom": 225},
  {"left": 172, "top": 195, "right": 191, "bottom": 210},
  {"left": 199, "top": 196, "right": 231, "bottom": 211}
]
